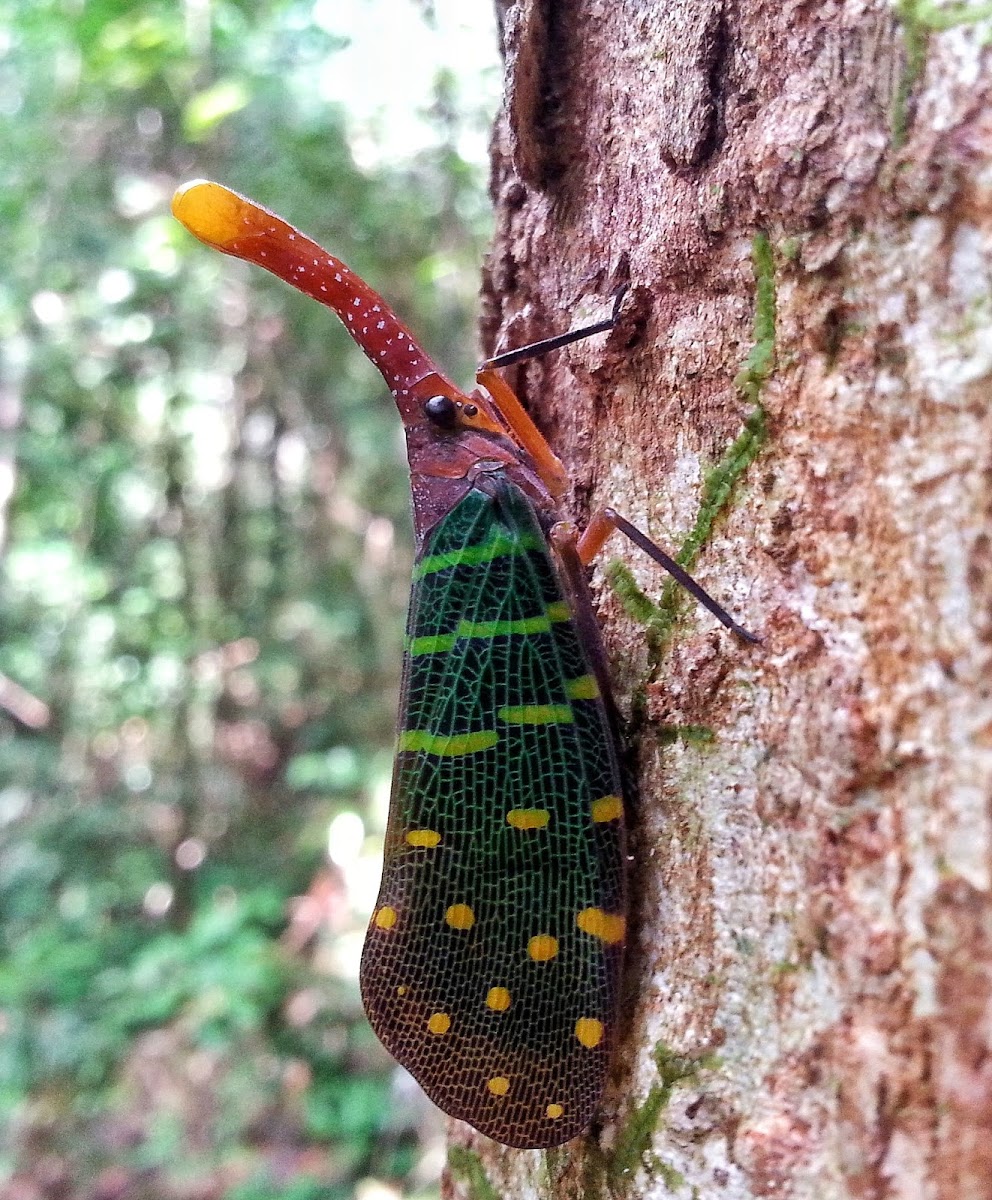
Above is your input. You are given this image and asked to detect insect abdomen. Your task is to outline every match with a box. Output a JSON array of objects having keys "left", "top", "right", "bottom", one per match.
[{"left": 360, "top": 483, "right": 626, "bottom": 1148}]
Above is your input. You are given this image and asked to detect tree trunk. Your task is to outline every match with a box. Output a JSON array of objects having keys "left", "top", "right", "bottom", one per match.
[{"left": 445, "top": 2, "right": 992, "bottom": 1197}]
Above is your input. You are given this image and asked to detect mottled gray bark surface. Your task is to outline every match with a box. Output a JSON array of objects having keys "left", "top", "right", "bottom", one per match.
[{"left": 444, "top": 1, "right": 992, "bottom": 1198}]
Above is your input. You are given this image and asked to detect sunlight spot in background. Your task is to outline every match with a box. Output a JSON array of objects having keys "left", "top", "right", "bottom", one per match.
[
  {"left": 311, "top": 0, "right": 499, "bottom": 171},
  {"left": 31, "top": 291, "right": 66, "bottom": 325},
  {"left": 355, "top": 1179, "right": 402, "bottom": 1200},
  {"left": 322, "top": 763, "right": 394, "bottom": 979},
  {"left": 350, "top": 767, "right": 394, "bottom": 912},
  {"left": 97, "top": 268, "right": 136, "bottom": 305},
  {"left": 143, "top": 881, "right": 174, "bottom": 918},
  {"left": 327, "top": 808, "right": 372, "bottom": 981},
  {"left": 276, "top": 429, "right": 310, "bottom": 489},
  {"left": 327, "top": 810, "right": 364, "bottom": 869},
  {"left": 176, "top": 837, "right": 206, "bottom": 870},
  {"left": 115, "top": 174, "right": 163, "bottom": 219}
]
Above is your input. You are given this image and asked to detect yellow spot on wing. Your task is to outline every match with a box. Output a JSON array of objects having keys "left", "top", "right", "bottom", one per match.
[
  {"left": 427, "top": 1012, "right": 451, "bottom": 1035},
  {"left": 506, "top": 809, "right": 550, "bottom": 830},
  {"left": 546, "top": 1103, "right": 564, "bottom": 1120},
  {"left": 374, "top": 906, "right": 397, "bottom": 930},
  {"left": 398, "top": 729, "right": 498, "bottom": 756},
  {"left": 487, "top": 1076, "right": 510, "bottom": 1097},
  {"left": 486, "top": 987, "right": 511, "bottom": 1011},
  {"left": 566, "top": 674, "right": 601, "bottom": 700},
  {"left": 576, "top": 907, "right": 626, "bottom": 944},
  {"left": 406, "top": 828, "right": 441, "bottom": 847},
  {"left": 497, "top": 704, "right": 573, "bottom": 725},
  {"left": 547, "top": 601, "right": 571, "bottom": 622},
  {"left": 528, "top": 934, "right": 559, "bottom": 961},
  {"left": 591, "top": 794, "right": 623, "bottom": 823},
  {"left": 575, "top": 1017, "right": 604, "bottom": 1048},
  {"left": 445, "top": 903, "right": 475, "bottom": 930}
]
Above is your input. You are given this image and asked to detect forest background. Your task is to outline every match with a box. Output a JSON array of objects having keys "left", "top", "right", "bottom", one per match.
[{"left": 0, "top": 2, "right": 499, "bottom": 1197}]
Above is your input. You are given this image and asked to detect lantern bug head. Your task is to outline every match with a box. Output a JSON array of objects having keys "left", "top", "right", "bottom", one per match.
[
  {"left": 172, "top": 181, "right": 568, "bottom": 533},
  {"left": 172, "top": 182, "right": 512, "bottom": 439}
]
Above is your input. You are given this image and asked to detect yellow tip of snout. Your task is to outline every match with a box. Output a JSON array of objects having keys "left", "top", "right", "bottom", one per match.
[{"left": 171, "top": 180, "right": 255, "bottom": 250}]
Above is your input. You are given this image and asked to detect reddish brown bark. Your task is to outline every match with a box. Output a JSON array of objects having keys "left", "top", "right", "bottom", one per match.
[{"left": 445, "top": 2, "right": 992, "bottom": 1198}]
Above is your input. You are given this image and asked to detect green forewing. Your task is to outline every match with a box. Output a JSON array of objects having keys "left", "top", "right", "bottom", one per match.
[{"left": 360, "top": 481, "right": 627, "bottom": 1148}]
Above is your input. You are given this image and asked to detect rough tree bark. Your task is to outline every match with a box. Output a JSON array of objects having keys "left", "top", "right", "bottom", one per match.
[{"left": 444, "top": 2, "right": 992, "bottom": 1198}]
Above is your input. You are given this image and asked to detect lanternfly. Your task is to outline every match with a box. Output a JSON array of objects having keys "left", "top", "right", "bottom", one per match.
[{"left": 172, "top": 181, "right": 756, "bottom": 1148}]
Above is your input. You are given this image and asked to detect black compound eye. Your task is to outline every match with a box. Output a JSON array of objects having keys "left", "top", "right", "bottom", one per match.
[{"left": 423, "top": 395, "right": 458, "bottom": 428}]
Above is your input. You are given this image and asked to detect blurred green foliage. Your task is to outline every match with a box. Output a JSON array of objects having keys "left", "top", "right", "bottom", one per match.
[{"left": 0, "top": 1, "right": 496, "bottom": 1196}]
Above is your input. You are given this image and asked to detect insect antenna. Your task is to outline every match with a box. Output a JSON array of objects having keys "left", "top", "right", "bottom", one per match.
[
  {"left": 480, "top": 285, "right": 628, "bottom": 371},
  {"left": 600, "top": 510, "right": 761, "bottom": 644}
]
